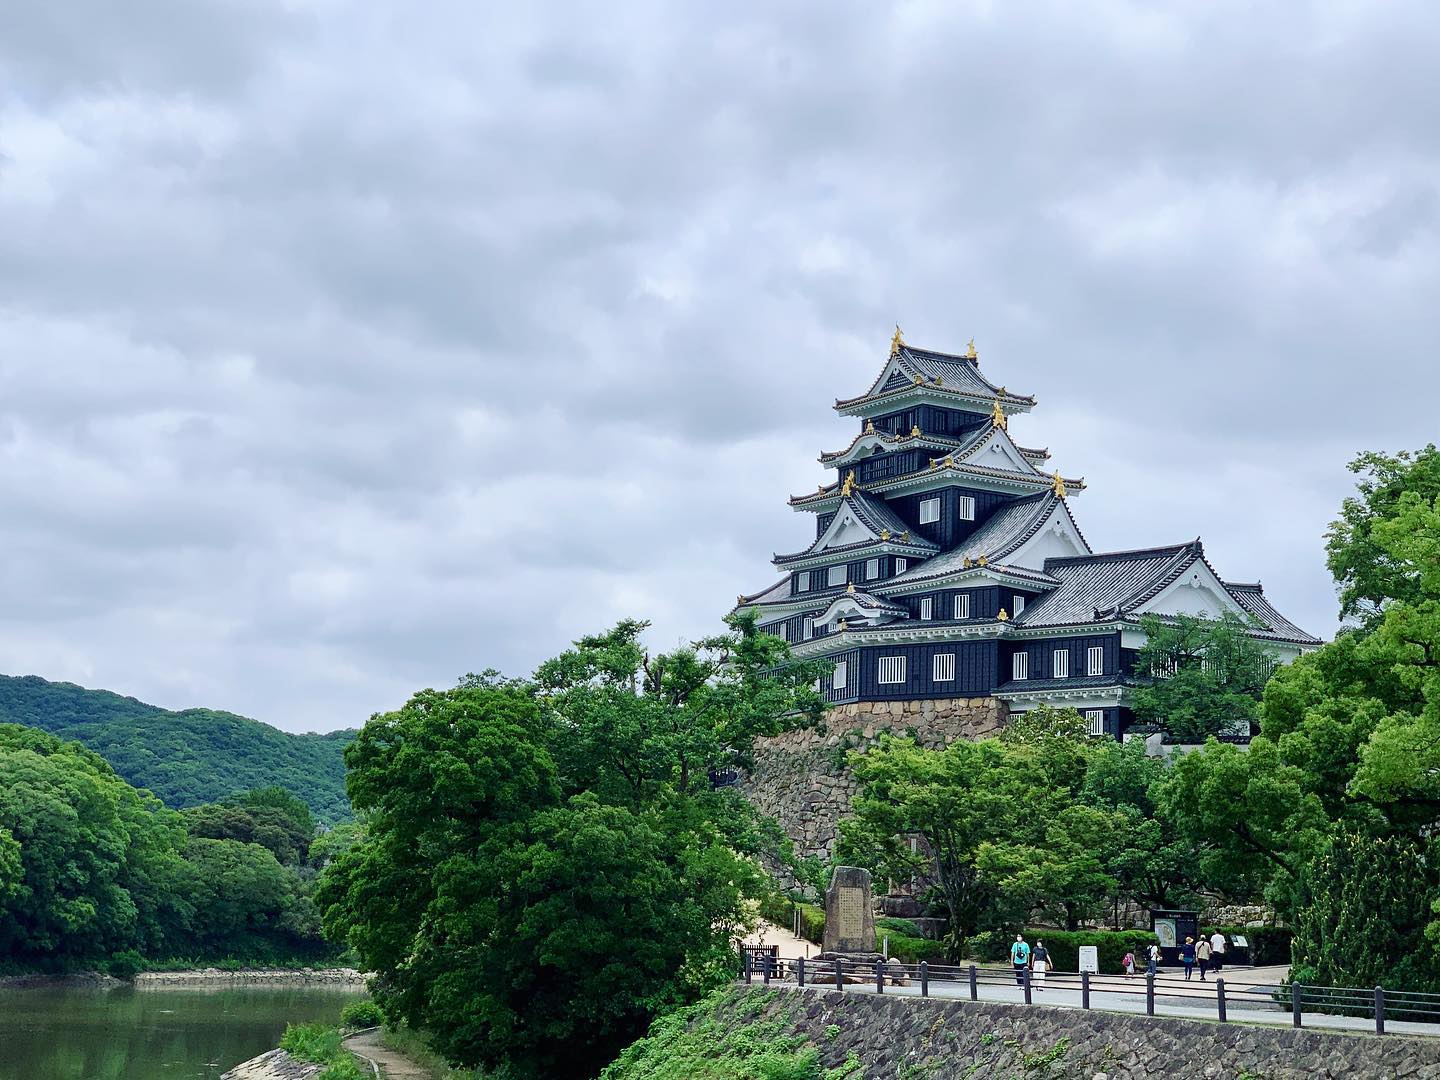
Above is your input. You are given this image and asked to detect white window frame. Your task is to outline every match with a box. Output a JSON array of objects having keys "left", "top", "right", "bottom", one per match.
[
  {"left": 933, "top": 653, "right": 955, "bottom": 682},
  {"left": 832, "top": 660, "right": 847, "bottom": 690},
  {"left": 1012, "top": 652, "right": 1029, "bottom": 680},
  {"left": 919, "top": 497, "right": 941, "bottom": 525},
  {"left": 1013, "top": 595, "right": 1025, "bottom": 617},
  {"left": 954, "top": 593, "right": 970, "bottom": 620},
  {"left": 827, "top": 564, "right": 847, "bottom": 587},
  {"left": 1085, "top": 709, "right": 1105, "bottom": 737},
  {"left": 957, "top": 495, "right": 976, "bottom": 521},
  {"left": 919, "top": 597, "right": 933, "bottom": 621},
  {"left": 865, "top": 558, "right": 880, "bottom": 581},
  {"left": 894, "top": 558, "right": 908, "bottom": 573},
  {"left": 1053, "top": 649, "right": 1070, "bottom": 678},
  {"left": 802, "top": 617, "right": 813, "bottom": 641},
  {"left": 796, "top": 573, "right": 810, "bottom": 593},
  {"left": 878, "top": 656, "right": 907, "bottom": 684},
  {"left": 1087, "top": 646, "right": 1104, "bottom": 676}
]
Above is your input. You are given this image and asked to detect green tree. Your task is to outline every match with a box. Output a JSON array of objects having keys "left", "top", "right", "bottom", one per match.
[{"left": 1130, "top": 613, "right": 1275, "bottom": 740}]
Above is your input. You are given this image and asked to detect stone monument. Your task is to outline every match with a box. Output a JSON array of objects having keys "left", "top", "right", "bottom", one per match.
[{"left": 822, "top": 865, "right": 878, "bottom": 957}]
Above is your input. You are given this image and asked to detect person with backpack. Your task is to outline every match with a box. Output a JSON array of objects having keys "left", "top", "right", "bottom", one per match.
[
  {"left": 1196, "top": 937, "right": 1212, "bottom": 980},
  {"left": 1146, "top": 941, "right": 1159, "bottom": 977},
  {"left": 1010, "top": 935, "right": 1031, "bottom": 986},
  {"left": 1122, "top": 950, "right": 1136, "bottom": 979},
  {"left": 1180, "top": 936, "right": 1197, "bottom": 980}
]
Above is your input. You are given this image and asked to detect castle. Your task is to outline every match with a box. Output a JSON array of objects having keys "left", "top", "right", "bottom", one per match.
[{"left": 734, "top": 332, "right": 1319, "bottom": 740}]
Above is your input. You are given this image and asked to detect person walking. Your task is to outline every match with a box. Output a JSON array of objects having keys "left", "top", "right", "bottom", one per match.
[
  {"left": 1032, "top": 941, "right": 1049, "bottom": 991},
  {"left": 1010, "top": 935, "right": 1031, "bottom": 987},
  {"left": 1209, "top": 930, "right": 1227, "bottom": 974},
  {"left": 1196, "top": 937, "right": 1212, "bottom": 981},
  {"left": 1146, "top": 942, "right": 1159, "bottom": 977},
  {"left": 1122, "top": 950, "right": 1136, "bottom": 980},
  {"left": 1180, "top": 936, "right": 1196, "bottom": 980}
]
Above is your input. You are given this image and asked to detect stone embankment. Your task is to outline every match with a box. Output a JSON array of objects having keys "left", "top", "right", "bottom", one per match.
[
  {"left": 718, "top": 986, "right": 1440, "bottom": 1079},
  {"left": 136, "top": 967, "right": 367, "bottom": 988},
  {"left": 741, "top": 697, "right": 1005, "bottom": 864},
  {"left": 221, "top": 1049, "right": 325, "bottom": 1079}
]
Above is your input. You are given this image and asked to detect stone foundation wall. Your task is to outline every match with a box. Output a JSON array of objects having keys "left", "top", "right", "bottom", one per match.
[
  {"left": 136, "top": 968, "right": 367, "bottom": 988},
  {"left": 741, "top": 697, "right": 1006, "bottom": 865},
  {"left": 720, "top": 987, "right": 1440, "bottom": 1079}
]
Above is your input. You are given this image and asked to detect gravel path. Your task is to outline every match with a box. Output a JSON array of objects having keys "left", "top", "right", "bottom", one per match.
[{"left": 343, "top": 1029, "right": 432, "bottom": 1079}]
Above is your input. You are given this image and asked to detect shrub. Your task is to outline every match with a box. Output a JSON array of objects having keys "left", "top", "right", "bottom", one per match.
[
  {"left": 281, "top": 1023, "right": 343, "bottom": 1064},
  {"left": 107, "top": 950, "right": 146, "bottom": 980},
  {"left": 316, "top": 1057, "right": 367, "bottom": 1080},
  {"left": 340, "top": 1000, "right": 385, "bottom": 1030},
  {"left": 880, "top": 930, "right": 947, "bottom": 965},
  {"left": 967, "top": 930, "right": 1155, "bottom": 973},
  {"left": 1207, "top": 925, "right": 1293, "bottom": 967}
]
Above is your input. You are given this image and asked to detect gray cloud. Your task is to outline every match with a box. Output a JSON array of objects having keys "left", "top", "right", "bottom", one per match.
[{"left": 0, "top": 1, "right": 1436, "bottom": 731}]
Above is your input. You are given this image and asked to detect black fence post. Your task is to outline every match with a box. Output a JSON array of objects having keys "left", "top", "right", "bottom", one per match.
[
  {"left": 763, "top": 954, "right": 771, "bottom": 985},
  {"left": 1292, "top": 983, "right": 1302, "bottom": 1028},
  {"left": 744, "top": 951, "right": 753, "bottom": 984},
  {"left": 920, "top": 962, "right": 929, "bottom": 998},
  {"left": 1023, "top": 965, "right": 1032, "bottom": 1005},
  {"left": 875, "top": 959, "right": 885, "bottom": 994},
  {"left": 1375, "top": 986, "right": 1385, "bottom": 1036},
  {"left": 1146, "top": 972, "right": 1155, "bottom": 1016},
  {"left": 1216, "top": 978, "right": 1227, "bottom": 1023},
  {"left": 1081, "top": 970, "right": 1090, "bottom": 1010},
  {"left": 969, "top": 964, "right": 978, "bottom": 1001},
  {"left": 797, "top": 957, "right": 806, "bottom": 987},
  {"left": 836, "top": 957, "right": 845, "bottom": 993}
]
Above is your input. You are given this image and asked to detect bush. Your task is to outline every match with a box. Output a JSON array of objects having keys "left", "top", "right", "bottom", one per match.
[
  {"left": 881, "top": 931, "right": 947, "bottom": 965},
  {"left": 340, "top": 1000, "right": 384, "bottom": 1030},
  {"left": 280, "top": 1023, "right": 343, "bottom": 1064},
  {"left": 107, "top": 950, "right": 146, "bottom": 980},
  {"left": 316, "top": 1058, "right": 367, "bottom": 1080},
  {"left": 967, "top": 930, "right": 1156, "bottom": 973},
  {"left": 1208, "top": 925, "right": 1293, "bottom": 967}
]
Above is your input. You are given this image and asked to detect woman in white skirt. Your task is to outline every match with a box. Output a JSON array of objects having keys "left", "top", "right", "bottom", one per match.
[{"left": 1031, "top": 940, "right": 1049, "bottom": 990}]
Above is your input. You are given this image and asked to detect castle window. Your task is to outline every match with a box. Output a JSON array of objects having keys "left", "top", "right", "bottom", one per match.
[
  {"left": 1087, "top": 646, "right": 1104, "bottom": 675},
  {"left": 878, "top": 656, "right": 907, "bottom": 684},
  {"left": 833, "top": 660, "right": 847, "bottom": 690},
  {"left": 933, "top": 653, "right": 955, "bottom": 681},
  {"left": 954, "top": 593, "right": 970, "bottom": 620},
  {"left": 1053, "top": 649, "right": 1070, "bottom": 678},
  {"left": 919, "top": 497, "right": 941, "bottom": 524},
  {"left": 1013, "top": 596, "right": 1025, "bottom": 617},
  {"left": 919, "top": 597, "right": 933, "bottom": 620},
  {"left": 958, "top": 495, "right": 976, "bottom": 520},
  {"left": 1012, "top": 652, "right": 1029, "bottom": 680},
  {"left": 797, "top": 573, "right": 810, "bottom": 593},
  {"left": 802, "top": 617, "right": 813, "bottom": 641},
  {"left": 866, "top": 558, "right": 880, "bottom": 580},
  {"left": 827, "top": 565, "right": 847, "bottom": 587},
  {"left": 894, "top": 558, "right": 908, "bottom": 574},
  {"left": 1085, "top": 709, "right": 1105, "bottom": 737}
]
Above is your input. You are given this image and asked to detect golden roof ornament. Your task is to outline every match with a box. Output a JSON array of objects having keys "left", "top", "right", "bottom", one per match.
[
  {"left": 997, "top": 607, "right": 1009, "bottom": 622},
  {"left": 889, "top": 325, "right": 904, "bottom": 357},
  {"left": 847, "top": 582, "right": 856, "bottom": 594},
  {"left": 962, "top": 556, "right": 972, "bottom": 569},
  {"left": 837, "top": 618, "right": 848, "bottom": 631},
  {"left": 965, "top": 338, "right": 977, "bottom": 360},
  {"left": 841, "top": 471, "right": 857, "bottom": 497},
  {"left": 933, "top": 376, "right": 943, "bottom": 385},
  {"left": 991, "top": 397, "right": 1007, "bottom": 430},
  {"left": 978, "top": 554, "right": 989, "bottom": 567},
  {"left": 901, "top": 530, "right": 910, "bottom": 541},
  {"left": 880, "top": 528, "right": 891, "bottom": 541},
  {"left": 911, "top": 425, "right": 921, "bottom": 437},
  {"left": 929, "top": 458, "right": 939, "bottom": 469},
  {"left": 943, "top": 455, "right": 954, "bottom": 467},
  {"left": 913, "top": 375, "right": 923, "bottom": 385},
  {"left": 1052, "top": 471, "right": 1067, "bottom": 499},
  {"left": 864, "top": 419, "right": 876, "bottom": 434},
  {"left": 737, "top": 594, "right": 746, "bottom": 606}
]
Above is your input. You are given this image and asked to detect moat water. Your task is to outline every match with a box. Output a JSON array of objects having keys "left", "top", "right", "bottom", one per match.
[{"left": 0, "top": 983, "right": 367, "bottom": 1079}]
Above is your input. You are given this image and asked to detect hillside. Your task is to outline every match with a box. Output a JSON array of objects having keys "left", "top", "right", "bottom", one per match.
[{"left": 0, "top": 674, "right": 355, "bottom": 824}]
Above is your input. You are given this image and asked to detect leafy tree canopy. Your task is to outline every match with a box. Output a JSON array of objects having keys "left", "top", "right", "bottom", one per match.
[{"left": 1130, "top": 612, "right": 1274, "bottom": 740}]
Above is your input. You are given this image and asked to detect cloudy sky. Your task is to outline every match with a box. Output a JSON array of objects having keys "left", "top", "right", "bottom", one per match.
[{"left": 2, "top": 2, "right": 1437, "bottom": 733}]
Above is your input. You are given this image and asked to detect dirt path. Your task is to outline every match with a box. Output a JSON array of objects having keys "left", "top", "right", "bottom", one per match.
[{"left": 343, "top": 1029, "right": 432, "bottom": 1079}]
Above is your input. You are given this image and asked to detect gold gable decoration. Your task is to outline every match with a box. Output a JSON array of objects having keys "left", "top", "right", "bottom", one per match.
[
  {"left": 890, "top": 325, "right": 904, "bottom": 357},
  {"left": 997, "top": 607, "right": 1009, "bottom": 622},
  {"left": 991, "top": 397, "right": 1007, "bottom": 430},
  {"left": 1052, "top": 471, "right": 1067, "bottom": 499},
  {"left": 841, "top": 471, "right": 857, "bottom": 497},
  {"left": 964, "top": 338, "right": 977, "bottom": 360},
  {"left": 865, "top": 419, "right": 876, "bottom": 434}
]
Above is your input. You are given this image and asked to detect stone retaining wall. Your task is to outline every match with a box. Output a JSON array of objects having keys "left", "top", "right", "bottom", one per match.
[
  {"left": 722, "top": 986, "right": 1440, "bottom": 1079},
  {"left": 136, "top": 968, "right": 367, "bottom": 988},
  {"left": 221, "top": 1049, "right": 323, "bottom": 1080},
  {"left": 741, "top": 697, "right": 1006, "bottom": 864}
]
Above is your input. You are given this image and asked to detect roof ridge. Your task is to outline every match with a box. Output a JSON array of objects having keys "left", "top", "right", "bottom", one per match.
[{"left": 1043, "top": 541, "right": 1195, "bottom": 567}]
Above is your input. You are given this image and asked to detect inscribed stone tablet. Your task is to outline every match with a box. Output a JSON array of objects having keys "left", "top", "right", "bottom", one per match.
[{"left": 836, "top": 887, "right": 865, "bottom": 941}]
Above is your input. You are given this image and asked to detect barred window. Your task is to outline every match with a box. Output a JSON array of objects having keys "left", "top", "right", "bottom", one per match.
[
  {"left": 954, "top": 593, "right": 970, "bottom": 620},
  {"left": 866, "top": 558, "right": 880, "bottom": 580},
  {"left": 1012, "top": 652, "right": 1029, "bottom": 680},
  {"left": 957, "top": 495, "right": 976, "bottom": 520},
  {"left": 1087, "top": 646, "right": 1104, "bottom": 675},
  {"left": 933, "top": 653, "right": 956, "bottom": 681},
  {"left": 1085, "top": 709, "right": 1105, "bottom": 737},
  {"left": 894, "top": 558, "right": 908, "bottom": 574},
  {"left": 919, "top": 497, "right": 941, "bottom": 524},
  {"left": 1013, "top": 595, "right": 1025, "bottom": 616},
  {"left": 878, "top": 656, "right": 907, "bottom": 684},
  {"left": 919, "top": 597, "right": 933, "bottom": 620},
  {"left": 832, "top": 661, "right": 847, "bottom": 690},
  {"left": 802, "top": 617, "right": 813, "bottom": 641},
  {"left": 1053, "top": 649, "right": 1070, "bottom": 678},
  {"left": 797, "top": 573, "right": 810, "bottom": 593}
]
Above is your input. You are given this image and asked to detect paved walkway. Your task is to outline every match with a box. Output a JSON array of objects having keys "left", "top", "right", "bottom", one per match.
[
  {"left": 753, "top": 966, "right": 1440, "bottom": 1040},
  {"left": 343, "top": 1029, "right": 431, "bottom": 1079}
]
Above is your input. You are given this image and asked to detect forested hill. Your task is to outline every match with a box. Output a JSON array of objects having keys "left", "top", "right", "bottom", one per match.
[{"left": 0, "top": 674, "right": 355, "bottom": 823}]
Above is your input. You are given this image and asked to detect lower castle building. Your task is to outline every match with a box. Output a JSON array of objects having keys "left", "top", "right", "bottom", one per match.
[{"left": 733, "top": 332, "right": 1319, "bottom": 739}]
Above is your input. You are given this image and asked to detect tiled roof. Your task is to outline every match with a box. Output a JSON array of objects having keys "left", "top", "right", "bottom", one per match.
[
  {"left": 818, "top": 427, "right": 976, "bottom": 465},
  {"left": 1224, "top": 583, "right": 1322, "bottom": 645},
  {"left": 1013, "top": 543, "right": 1200, "bottom": 628},
  {"left": 773, "top": 492, "right": 940, "bottom": 564},
  {"left": 881, "top": 492, "right": 1064, "bottom": 587},
  {"left": 822, "top": 589, "right": 908, "bottom": 616},
  {"left": 836, "top": 344, "right": 1035, "bottom": 410},
  {"left": 735, "top": 576, "right": 793, "bottom": 608},
  {"left": 994, "top": 674, "right": 1142, "bottom": 695}
]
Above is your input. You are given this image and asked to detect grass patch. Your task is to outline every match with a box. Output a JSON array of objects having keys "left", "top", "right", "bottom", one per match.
[
  {"left": 378, "top": 1024, "right": 489, "bottom": 1079},
  {"left": 279, "top": 1023, "right": 367, "bottom": 1079}
]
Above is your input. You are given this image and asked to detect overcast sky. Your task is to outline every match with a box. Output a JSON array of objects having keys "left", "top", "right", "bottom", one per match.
[{"left": 1, "top": 2, "right": 1437, "bottom": 733}]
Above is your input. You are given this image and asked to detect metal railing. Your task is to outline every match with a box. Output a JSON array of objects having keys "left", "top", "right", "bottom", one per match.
[{"left": 737, "top": 951, "right": 1439, "bottom": 1037}]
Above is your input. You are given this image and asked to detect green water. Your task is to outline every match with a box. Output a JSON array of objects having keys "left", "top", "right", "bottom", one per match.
[{"left": 0, "top": 983, "right": 369, "bottom": 1080}]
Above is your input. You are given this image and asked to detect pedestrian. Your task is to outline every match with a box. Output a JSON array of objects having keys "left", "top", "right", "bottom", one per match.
[
  {"left": 1146, "top": 942, "right": 1159, "bottom": 977},
  {"left": 1209, "top": 930, "right": 1227, "bottom": 974},
  {"left": 1032, "top": 941, "right": 1049, "bottom": 991},
  {"left": 1196, "top": 937, "right": 1211, "bottom": 981},
  {"left": 1010, "top": 934, "right": 1031, "bottom": 986},
  {"left": 1180, "top": 936, "right": 1196, "bottom": 981},
  {"left": 1122, "top": 950, "right": 1136, "bottom": 979}
]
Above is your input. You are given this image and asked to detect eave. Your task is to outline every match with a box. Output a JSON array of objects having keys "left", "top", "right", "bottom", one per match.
[
  {"left": 773, "top": 538, "right": 939, "bottom": 571},
  {"left": 789, "top": 621, "right": 1010, "bottom": 657},
  {"left": 877, "top": 564, "right": 1061, "bottom": 597},
  {"left": 834, "top": 382, "right": 1036, "bottom": 420},
  {"left": 819, "top": 429, "right": 973, "bottom": 467}
]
